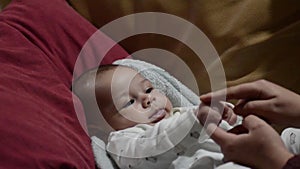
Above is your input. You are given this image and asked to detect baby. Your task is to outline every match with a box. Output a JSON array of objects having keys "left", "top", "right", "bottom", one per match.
[{"left": 73, "top": 64, "right": 240, "bottom": 169}]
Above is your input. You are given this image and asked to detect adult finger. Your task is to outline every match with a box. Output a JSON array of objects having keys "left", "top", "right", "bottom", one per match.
[
  {"left": 234, "top": 100, "right": 274, "bottom": 122},
  {"left": 207, "top": 123, "right": 237, "bottom": 146},
  {"left": 200, "top": 81, "right": 266, "bottom": 103},
  {"left": 200, "top": 88, "right": 227, "bottom": 103},
  {"left": 241, "top": 115, "right": 268, "bottom": 131}
]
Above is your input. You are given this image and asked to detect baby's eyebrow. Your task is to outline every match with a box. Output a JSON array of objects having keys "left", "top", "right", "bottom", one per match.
[{"left": 139, "top": 78, "right": 150, "bottom": 85}]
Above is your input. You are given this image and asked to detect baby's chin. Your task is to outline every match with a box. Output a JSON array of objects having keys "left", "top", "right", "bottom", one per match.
[{"left": 164, "top": 112, "right": 171, "bottom": 119}]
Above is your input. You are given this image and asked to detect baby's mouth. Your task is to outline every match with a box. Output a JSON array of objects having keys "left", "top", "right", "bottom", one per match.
[{"left": 149, "top": 109, "right": 166, "bottom": 123}]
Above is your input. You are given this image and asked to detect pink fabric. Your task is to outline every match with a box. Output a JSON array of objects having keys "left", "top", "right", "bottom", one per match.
[{"left": 0, "top": 0, "right": 128, "bottom": 168}]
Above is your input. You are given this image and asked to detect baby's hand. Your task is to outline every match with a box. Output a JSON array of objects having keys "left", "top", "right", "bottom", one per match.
[
  {"left": 221, "top": 102, "right": 238, "bottom": 125},
  {"left": 197, "top": 102, "right": 237, "bottom": 126}
]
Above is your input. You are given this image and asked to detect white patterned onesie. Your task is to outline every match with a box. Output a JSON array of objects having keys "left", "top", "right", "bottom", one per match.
[
  {"left": 282, "top": 128, "right": 300, "bottom": 155},
  {"left": 106, "top": 106, "right": 246, "bottom": 169}
]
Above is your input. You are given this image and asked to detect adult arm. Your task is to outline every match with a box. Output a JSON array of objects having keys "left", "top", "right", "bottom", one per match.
[
  {"left": 200, "top": 80, "right": 300, "bottom": 128},
  {"left": 207, "top": 115, "right": 294, "bottom": 169}
]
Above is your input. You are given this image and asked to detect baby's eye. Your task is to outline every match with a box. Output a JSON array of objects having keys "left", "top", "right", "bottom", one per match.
[
  {"left": 124, "top": 99, "right": 135, "bottom": 108},
  {"left": 145, "top": 87, "right": 153, "bottom": 93}
]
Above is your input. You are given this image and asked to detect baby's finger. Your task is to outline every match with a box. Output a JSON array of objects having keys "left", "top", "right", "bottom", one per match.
[
  {"left": 198, "top": 104, "right": 222, "bottom": 126},
  {"left": 222, "top": 106, "right": 238, "bottom": 125}
]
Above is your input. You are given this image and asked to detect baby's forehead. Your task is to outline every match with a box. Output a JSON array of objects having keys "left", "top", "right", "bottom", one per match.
[
  {"left": 109, "top": 66, "right": 144, "bottom": 80},
  {"left": 96, "top": 66, "right": 149, "bottom": 87}
]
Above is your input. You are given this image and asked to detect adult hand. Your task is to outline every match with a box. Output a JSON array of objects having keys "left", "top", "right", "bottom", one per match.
[
  {"left": 197, "top": 102, "right": 237, "bottom": 126},
  {"left": 200, "top": 80, "right": 300, "bottom": 128},
  {"left": 207, "top": 115, "right": 293, "bottom": 169}
]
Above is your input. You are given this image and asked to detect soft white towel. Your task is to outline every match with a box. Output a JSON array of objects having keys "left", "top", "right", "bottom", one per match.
[
  {"left": 113, "top": 59, "right": 200, "bottom": 107},
  {"left": 91, "top": 136, "right": 118, "bottom": 169}
]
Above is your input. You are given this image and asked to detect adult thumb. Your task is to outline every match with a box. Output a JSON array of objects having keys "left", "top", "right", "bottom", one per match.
[
  {"left": 207, "top": 123, "right": 235, "bottom": 146},
  {"left": 242, "top": 115, "right": 267, "bottom": 132}
]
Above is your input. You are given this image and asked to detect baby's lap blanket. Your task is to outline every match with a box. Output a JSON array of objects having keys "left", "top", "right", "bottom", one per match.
[{"left": 0, "top": 0, "right": 127, "bottom": 168}]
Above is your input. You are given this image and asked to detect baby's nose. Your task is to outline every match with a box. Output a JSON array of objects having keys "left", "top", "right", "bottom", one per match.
[{"left": 142, "top": 94, "right": 151, "bottom": 108}]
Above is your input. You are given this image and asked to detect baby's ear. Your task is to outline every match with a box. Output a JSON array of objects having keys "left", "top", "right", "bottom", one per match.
[
  {"left": 72, "top": 75, "right": 87, "bottom": 97},
  {"left": 87, "top": 124, "right": 102, "bottom": 136},
  {"left": 72, "top": 69, "right": 98, "bottom": 101}
]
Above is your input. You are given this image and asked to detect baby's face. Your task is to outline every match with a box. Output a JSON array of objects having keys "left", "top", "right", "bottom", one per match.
[{"left": 96, "top": 66, "right": 173, "bottom": 130}]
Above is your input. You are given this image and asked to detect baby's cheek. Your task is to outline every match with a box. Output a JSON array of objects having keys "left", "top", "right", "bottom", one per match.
[{"left": 119, "top": 118, "right": 138, "bottom": 129}]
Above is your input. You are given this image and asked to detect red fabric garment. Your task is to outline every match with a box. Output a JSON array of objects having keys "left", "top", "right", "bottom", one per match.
[
  {"left": 283, "top": 155, "right": 300, "bottom": 169},
  {"left": 0, "top": 0, "right": 128, "bottom": 168}
]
